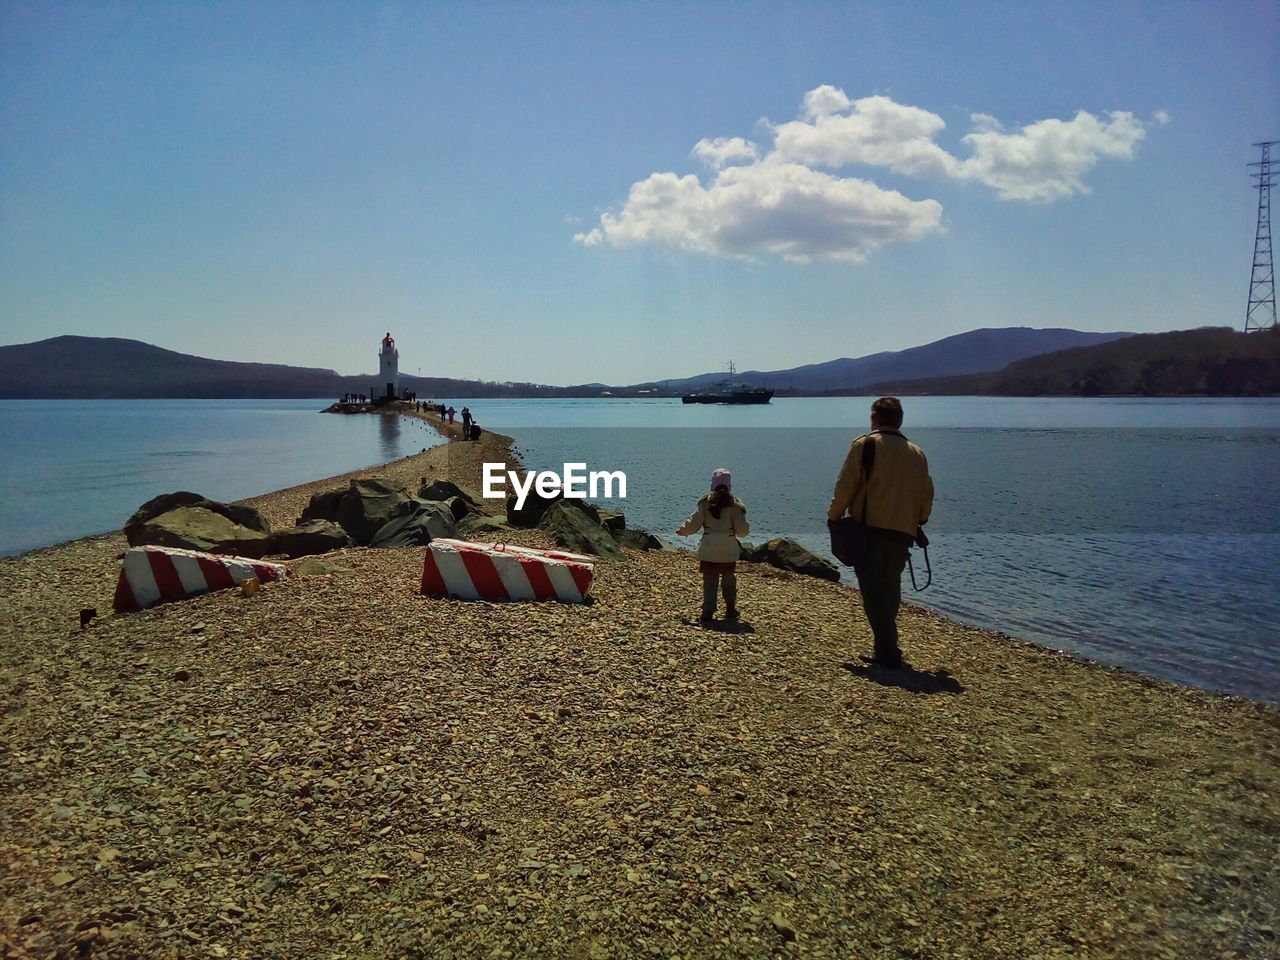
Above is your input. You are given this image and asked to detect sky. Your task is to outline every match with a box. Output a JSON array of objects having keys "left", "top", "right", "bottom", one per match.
[{"left": 1, "top": 1, "right": 1277, "bottom": 385}]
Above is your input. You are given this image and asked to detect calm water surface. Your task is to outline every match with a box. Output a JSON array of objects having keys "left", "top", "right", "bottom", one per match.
[{"left": 0, "top": 399, "right": 443, "bottom": 556}]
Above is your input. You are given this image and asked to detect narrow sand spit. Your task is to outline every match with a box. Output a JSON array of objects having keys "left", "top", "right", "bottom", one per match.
[{"left": 2, "top": 406, "right": 1277, "bottom": 959}]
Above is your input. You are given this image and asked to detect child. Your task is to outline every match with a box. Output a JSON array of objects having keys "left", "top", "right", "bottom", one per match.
[{"left": 677, "top": 467, "right": 749, "bottom": 624}]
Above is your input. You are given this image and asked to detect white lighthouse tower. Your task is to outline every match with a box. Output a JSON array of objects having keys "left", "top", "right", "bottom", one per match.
[{"left": 378, "top": 332, "right": 400, "bottom": 401}]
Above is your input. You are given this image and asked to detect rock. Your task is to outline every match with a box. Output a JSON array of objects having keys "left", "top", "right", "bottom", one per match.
[
  {"left": 457, "top": 514, "right": 515, "bottom": 539},
  {"left": 336, "top": 478, "right": 413, "bottom": 545},
  {"left": 537, "top": 501, "right": 621, "bottom": 559},
  {"left": 770, "top": 912, "right": 797, "bottom": 942},
  {"left": 616, "top": 528, "right": 664, "bottom": 551},
  {"left": 745, "top": 537, "right": 840, "bottom": 582},
  {"left": 505, "top": 489, "right": 559, "bottom": 528},
  {"left": 369, "top": 499, "right": 457, "bottom": 548},
  {"left": 764, "top": 865, "right": 796, "bottom": 892},
  {"left": 441, "top": 495, "right": 481, "bottom": 522},
  {"left": 265, "top": 520, "right": 353, "bottom": 558},
  {"left": 125, "top": 491, "right": 269, "bottom": 545},
  {"left": 418, "top": 479, "right": 485, "bottom": 509},
  {"left": 132, "top": 506, "right": 272, "bottom": 557},
  {"left": 299, "top": 489, "right": 346, "bottom": 525},
  {"left": 290, "top": 557, "right": 355, "bottom": 576},
  {"left": 599, "top": 509, "right": 626, "bottom": 533}
]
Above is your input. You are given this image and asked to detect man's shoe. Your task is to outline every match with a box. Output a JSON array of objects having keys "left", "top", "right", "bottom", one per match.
[
  {"left": 698, "top": 613, "right": 715, "bottom": 626},
  {"left": 724, "top": 608, "right": 740, "bottom": 623}
]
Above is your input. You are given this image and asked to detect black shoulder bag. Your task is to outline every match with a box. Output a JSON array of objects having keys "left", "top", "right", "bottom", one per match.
[{"left": 827, "top": 436, "right": 876, "bottom": 566}]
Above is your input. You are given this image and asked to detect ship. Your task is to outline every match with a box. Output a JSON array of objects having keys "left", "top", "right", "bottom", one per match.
[{"left": 681, "top": 362, "right": 774, "bottom": 404}]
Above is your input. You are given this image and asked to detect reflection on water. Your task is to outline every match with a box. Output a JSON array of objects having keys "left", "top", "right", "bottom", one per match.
[{"left": 378, "top": 412, "right": 402, "bottom": 462}]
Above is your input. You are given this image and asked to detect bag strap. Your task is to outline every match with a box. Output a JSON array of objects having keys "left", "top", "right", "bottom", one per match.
[
  {"left": 858, "top": 435, "right": 876, "bottom": 524},
  {"left": 907, "top": 544, "right": 932, "bottom": 591}
]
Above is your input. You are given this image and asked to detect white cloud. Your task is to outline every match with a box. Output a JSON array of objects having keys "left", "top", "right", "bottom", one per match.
[
  {"left": 576, "top": 86, "right": 1159, "bottom": 263},
  {"left": 957, "top": 110, "right": 1147, "bottom": 202},
  {"left": 773, "top": 93, "right": 958, "bottom": 177},
  {"left": 691, "top": 137, "right": 760, "bottom": 169},
  {"left": 573, "top": 161, "right": 943, "bottom": 264},
  {"left": 801, "top": 84, "right": 852, "bottom": 119}
]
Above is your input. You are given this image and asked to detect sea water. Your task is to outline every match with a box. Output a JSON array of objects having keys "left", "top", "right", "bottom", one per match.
[{"left": 0, "top": 399, "right": 444, "bottom": 557}]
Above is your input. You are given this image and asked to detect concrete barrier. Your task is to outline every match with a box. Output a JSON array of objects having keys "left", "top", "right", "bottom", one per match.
[
  {"left": 420, "top": 538, "right": 594, "bottom": 603},
  {"left": 113, "top": 545, "right": 288, "bottom": 613}
]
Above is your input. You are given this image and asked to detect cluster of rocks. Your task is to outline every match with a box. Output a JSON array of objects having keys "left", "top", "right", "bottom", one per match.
[
  {"left": 123, "top": 484, "right": 840, "bottom": 581},
  {"left": 122, "top": 480, "right": 467, "bottom": 559},
  {"left": 122, "top": 481, "right": 670, "bottom": 562}
]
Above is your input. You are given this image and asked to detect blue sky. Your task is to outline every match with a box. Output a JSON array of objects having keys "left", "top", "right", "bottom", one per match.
[{"left": 1, "top": 1, "right": 1276, "bottom": 385}]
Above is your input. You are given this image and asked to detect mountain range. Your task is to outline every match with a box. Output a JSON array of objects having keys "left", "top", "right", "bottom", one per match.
[
  {"left": 637, "top": 328, "right": 1130, "bottom": 392},
  {"left": 0, "top": 328, "right": 1136, "bottom": 399},
  {"left": 869, "top": 326, "right": 1280, "bottom": 397}
]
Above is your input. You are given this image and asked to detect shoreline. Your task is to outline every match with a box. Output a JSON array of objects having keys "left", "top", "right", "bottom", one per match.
[{"left": 2, "top": 408, "right": 1278, "bottom": 958}]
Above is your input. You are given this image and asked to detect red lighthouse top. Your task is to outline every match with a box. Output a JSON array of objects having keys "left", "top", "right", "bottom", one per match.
[{"left": 382, "top": 332, "right": 394, "bottom": 347}]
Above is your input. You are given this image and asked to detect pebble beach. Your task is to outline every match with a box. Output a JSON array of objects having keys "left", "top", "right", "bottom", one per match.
[{"left": 2, "top": 407, "right": 1277, "bottom": 959}]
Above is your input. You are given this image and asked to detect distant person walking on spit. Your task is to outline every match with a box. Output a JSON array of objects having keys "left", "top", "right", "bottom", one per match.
[
  {"left": 828, "top": 397, "right": 933, "bottom": 669},
  {"left": 677, "top": 468, "right": 749, "bottom": 625},
  {"left": 460, "top": 407, "right": 471, "bottom": 438},
  {"left": 447, "top": 406, "right": 455, "bottom": 424}
]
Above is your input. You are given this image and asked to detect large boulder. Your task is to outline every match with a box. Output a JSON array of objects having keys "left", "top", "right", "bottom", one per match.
[
  {"left": 131, "top": 506, "right": 272, "bottom": 557},
  {"left": 418, "top": 479, "right": 485, "bottom": 509},
  {"left": 336, "top": 478, "right": 413, "bottom": 545},
  {"left": 538, "top": 501, "right": 621, "bottom": 559},
  {"left": 598, "top": 509, "right": 626, "bottom": 534},
  {"left": 266, "top": 520, "right": 353, "bottom": 558},
  {"left": 299, "top": 488, "right": 346, "bottom": 525},
  {"left": 616, "top": 527, "right": 665, "bottom": 551},
  {"left": 125, "top": 491, "right": 269, "bottom": 546},
  {"left": 744, "top": 537, "right": 841, "bottom": 582},
  {"left": 505, "top": 488, "right": 560, "bottom": 528},
  {"left": 369, "top": 499, "right": 457, "bottom": 548},
  {"left": 441, "top": 495, "right": 481, "bottom": 522}
]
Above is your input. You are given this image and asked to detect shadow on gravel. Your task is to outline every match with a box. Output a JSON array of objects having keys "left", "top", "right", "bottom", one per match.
[
  {"left": 841, "top": 662, "right": 965, "bottom": 695},
  {"left": 681, "top": 617, "right": 757, "bottom": 634}
]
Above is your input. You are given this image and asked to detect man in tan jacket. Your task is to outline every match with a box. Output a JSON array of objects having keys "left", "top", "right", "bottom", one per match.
[{"left": 828, "top": 397, "right": 933, "bottom": 668}]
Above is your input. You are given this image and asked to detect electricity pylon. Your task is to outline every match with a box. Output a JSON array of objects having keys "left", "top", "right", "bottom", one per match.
[{"left": 1245, "top": 140, "right": 1278, "bottom": 333}]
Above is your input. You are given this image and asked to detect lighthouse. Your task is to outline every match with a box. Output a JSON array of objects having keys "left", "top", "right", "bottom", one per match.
[{"left": 379, "top": 332, "right": 400, "bottom": 401}]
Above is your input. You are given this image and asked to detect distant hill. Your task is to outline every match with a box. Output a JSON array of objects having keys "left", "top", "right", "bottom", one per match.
[
  {"left": 3, "top": 326, "right": 1226, "bottom": 399},
  {"left": 0, "top": 336, "right": 341, "bottom": 398},
  {"left": 0, "top": 336, "right": 568, "bottom": 399},
  {"left": 641, "top": 328, "right": 1133, "bottom": 393},
  {"left": 866, "top": 327, "right": 1280, "bottom": 396}
]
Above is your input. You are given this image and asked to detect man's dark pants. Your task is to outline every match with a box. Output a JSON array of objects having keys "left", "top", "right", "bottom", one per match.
[{"left": 853, "top": 531, "right": 912, "bottom": 664}]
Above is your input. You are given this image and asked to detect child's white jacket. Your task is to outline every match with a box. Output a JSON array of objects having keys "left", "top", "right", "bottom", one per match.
[{"left": 677, "top": 496, "right": 749, "bottom": 563}]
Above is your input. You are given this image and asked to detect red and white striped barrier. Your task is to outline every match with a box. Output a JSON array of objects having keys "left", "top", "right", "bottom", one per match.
[
  {"left": 421, "top": 538, "right": 595, "bottom": 603},
  {"left": 113, "top": 545, "right": 288, "bottom": 613}
]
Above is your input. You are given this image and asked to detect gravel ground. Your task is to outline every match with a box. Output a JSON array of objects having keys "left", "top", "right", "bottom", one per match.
[{"left": 2, "top": 409, "right": 1277, "bottom": 959}]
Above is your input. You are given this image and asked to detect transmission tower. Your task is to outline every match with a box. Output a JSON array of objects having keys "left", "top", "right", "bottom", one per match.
[{"left": 1245, "top": 140, "right": 1278, "bottom": 333}]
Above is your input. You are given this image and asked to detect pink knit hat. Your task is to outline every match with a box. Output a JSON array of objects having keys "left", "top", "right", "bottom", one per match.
[{"left": 710, "top": 467, "right": 732, "bottom": 492}]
